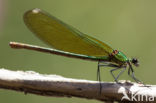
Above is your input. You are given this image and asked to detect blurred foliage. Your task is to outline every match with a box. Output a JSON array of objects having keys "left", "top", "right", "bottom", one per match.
[{"left": 0, "top": 0, "right": 156, "bottom": 103}]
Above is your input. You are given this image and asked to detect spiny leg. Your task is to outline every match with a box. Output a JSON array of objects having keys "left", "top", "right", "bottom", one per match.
[
  {"left": 97, "top": 62, "right": 121, "bottom": 93},
  {"left": 110, "top": 67, "right": 132, "bottom": 94},
  {"left": 128, "top": 67, "right": 142, "bottom": 83},
  {"left": 129, "top": 67, "right": 151, "bottom": 89},
  {"left": 97, "top": 62, "right": 120, "bottom": 82},
  {"left": 97, "top": 61, "right": 104, "bottom": 94},
  {"left": 116, "top": 67, "right": 127, "bottom": 80},
  {"left": 132, "top": 72, "right": 142, "bottom": 83},
  {"left": 97, "top": 61, "right": 101, "bottom": 82},
  {"left": 97, "top": 62, "right": 111, "bottom": 81},
  {"left": 97, "top": 62, "right": 114, "bottom": 82},
  {"left": 110, "top": 67, "right": 120, "bottom": 82},
  {"left": 97, "top": 61, "right": 111, "bottom": 94},
  {"left": 110, "top": 67, "right": 127, "bottom": 82},
  {"left": 101, "top": 63, "right": 124, "bottom": 82},
  {"left": 128, "top": 64, "right": 142, "bottom": 83}
]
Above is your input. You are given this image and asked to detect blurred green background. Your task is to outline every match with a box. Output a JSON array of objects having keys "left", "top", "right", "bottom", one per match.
[{"left": 0, "top": 0, "right": 156, "bottom": 103}]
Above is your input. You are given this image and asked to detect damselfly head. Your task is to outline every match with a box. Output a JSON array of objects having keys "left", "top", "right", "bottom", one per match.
[{"left": 131, "top": 58, "right": 139, "bottom": 67}]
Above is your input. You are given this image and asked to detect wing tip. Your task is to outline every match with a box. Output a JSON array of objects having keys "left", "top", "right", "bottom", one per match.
[
  {"left": 23, "top": 8, "right": 41, "bottom": 19},
  {"left": 23, "top": 8, "right": 43, "bottom": 27},
  {"left": 32, "top": 8, "right": 41, "bottom": 14}
]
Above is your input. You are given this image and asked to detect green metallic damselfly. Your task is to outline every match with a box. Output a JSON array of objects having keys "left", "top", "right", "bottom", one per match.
[{"left": 10, "top": 8, "right": 142, "bottom": 92}]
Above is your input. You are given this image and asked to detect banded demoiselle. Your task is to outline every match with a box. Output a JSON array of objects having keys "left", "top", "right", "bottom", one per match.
[{"left": 10, "top": 8, "right": 142, "bottom": 85}]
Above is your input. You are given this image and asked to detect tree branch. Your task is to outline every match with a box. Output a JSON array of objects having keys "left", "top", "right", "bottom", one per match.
[{"left": 0, "top": 68, "right": 155, "bottom": 103}]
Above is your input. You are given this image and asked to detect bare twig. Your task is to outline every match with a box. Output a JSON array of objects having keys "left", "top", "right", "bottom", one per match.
[{"left": 0, "top": 68, "right": 155, "bottom": 103}]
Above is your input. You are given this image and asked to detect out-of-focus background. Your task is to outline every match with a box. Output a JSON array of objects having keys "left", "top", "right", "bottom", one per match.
[{"left": 0, "top": 0, "right": 156, "bottom": 103}]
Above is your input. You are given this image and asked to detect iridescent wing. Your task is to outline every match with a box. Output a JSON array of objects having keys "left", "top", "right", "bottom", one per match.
[{"left": 23, "top": 8, "right": 113, "bottom": 58}]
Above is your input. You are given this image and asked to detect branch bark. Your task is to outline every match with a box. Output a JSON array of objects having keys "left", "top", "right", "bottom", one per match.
[{"left": 0, "top": 68, "right": 155, "bottom": 103}]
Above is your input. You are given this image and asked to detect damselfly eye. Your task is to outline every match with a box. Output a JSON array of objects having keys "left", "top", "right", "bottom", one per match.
[{"left": 131, "top": 58, "right": 139, "bottom": 67}]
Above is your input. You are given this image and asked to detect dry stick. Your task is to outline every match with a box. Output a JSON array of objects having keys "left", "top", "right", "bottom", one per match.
[{"left": 0, "top": 69, "right": 155, "bottom": 103}]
